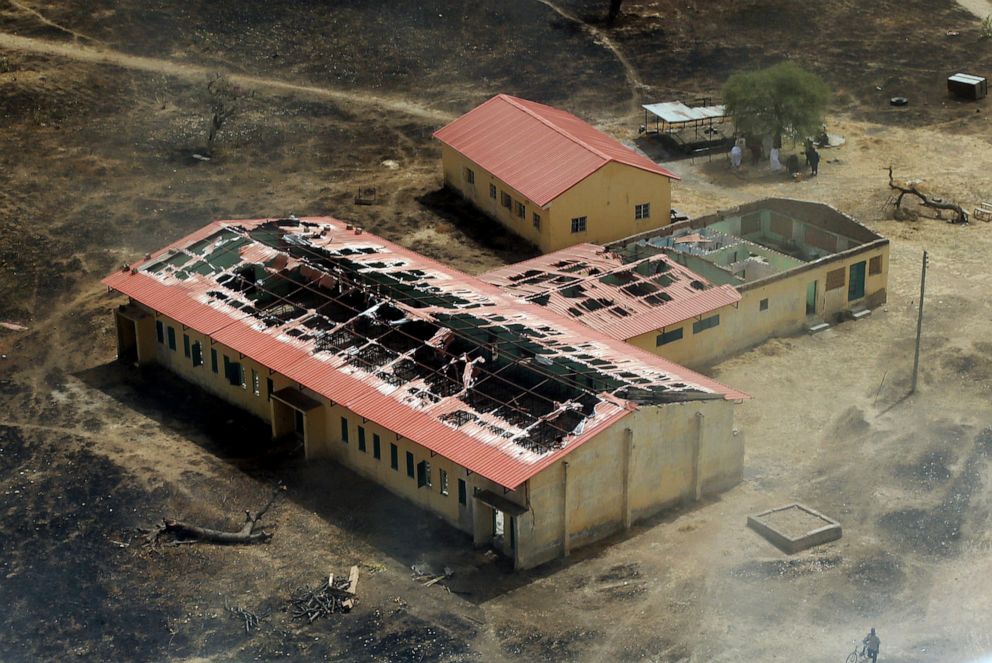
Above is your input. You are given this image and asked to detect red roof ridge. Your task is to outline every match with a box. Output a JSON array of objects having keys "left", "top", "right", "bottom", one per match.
[{"left": 496, "top": 94, "right": 614, "bottom": 163}]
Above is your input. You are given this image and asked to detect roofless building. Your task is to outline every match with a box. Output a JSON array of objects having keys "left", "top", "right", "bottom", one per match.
[{"left": 105, "top": 216, "right": 745, "bottom": 568}]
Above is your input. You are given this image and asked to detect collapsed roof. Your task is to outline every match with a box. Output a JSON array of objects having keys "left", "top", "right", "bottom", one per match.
[
  {"left": 481, "top": 243, "right": 740, "bottom": 340},
  {"left": 104, "top": 217, "right": 746, "bottom": 489}
]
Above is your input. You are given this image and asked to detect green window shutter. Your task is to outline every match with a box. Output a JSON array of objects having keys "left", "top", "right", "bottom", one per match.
[
  {"left": 340, "top": 417, "right": 349, "bottom": 443},
  {"left": 373, "top": 434, "right": 381, "bottom": 459},
  {"left": 406, "top": 452, "right": 414, "bottom": 478},
  {"left": 458, "top": 479, "right": 467, "bottom": 505},
  {"left": 155, "top": 320, "right": 164, "bottom": 344},
  {"left": 191, "top": 342, "right": 202, "bottom": 366},
  {"left": 211, "top": 348, "right": 218, "bottom": 373},
  {"left": 183, "top": 334, "right": 190, "bottom": 358},
  {"left": 390, "top": 443, "right": 398, "bottom": 470},
  {"left": 656, "top": 327, "right": 684, "bottom": 346},
  {"left": 167, "top": 326, "right": 176, "bottom": 350},
  {"left": 358, "top": 426, "right": 366, "bottom": 452}
]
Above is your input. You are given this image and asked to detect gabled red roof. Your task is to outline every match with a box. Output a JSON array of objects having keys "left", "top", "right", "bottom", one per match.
[{"left": 433, "top": 94, "right": 679, "bottom": 207}]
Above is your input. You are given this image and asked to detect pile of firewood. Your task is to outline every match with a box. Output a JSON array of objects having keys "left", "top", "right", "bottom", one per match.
[{"left": 289, "top": 566, "right": 359, "bottom": 622}]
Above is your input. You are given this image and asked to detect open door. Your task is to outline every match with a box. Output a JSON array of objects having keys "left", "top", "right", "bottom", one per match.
[
  {"left": 848, "top": 261, "right": 866, "bottom": 302},
  {"left": 805, "top": 280, "right": 817, "bottom": 315}
]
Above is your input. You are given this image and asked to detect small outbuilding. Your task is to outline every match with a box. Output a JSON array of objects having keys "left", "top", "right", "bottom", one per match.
[{"left": 434, "top": 94, "right": 679, "bottom": 253}]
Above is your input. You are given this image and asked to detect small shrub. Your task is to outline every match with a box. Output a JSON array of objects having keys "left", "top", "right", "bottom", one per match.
[{"left": 981, "top": 14, "right": 992, "bottom": 39}]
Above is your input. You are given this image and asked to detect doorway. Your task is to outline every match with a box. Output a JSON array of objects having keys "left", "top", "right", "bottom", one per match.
[
  {"left": 848, "top": 261, "right": 866, "bottom": 301},
  {"left": 805, "top": 280, "right": 817, "bottom": 315},
  {"left": 294, "top": 409, "right": 305, "bottom": 439},
  {"left": 116, "top": 317, "right": 138, "bottom": 364}
]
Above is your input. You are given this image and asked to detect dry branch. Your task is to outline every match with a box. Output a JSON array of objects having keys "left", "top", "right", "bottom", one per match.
[
  {"left": 888, "top": 166, "right": 968, "bottom": 223},
  {"left": 289, "top": 566, "right": 360, "bottom": 621}
]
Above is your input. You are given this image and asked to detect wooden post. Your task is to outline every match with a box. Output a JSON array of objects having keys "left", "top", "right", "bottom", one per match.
[{"left": 911, "top": 250, "right": 928, "bottom": 394}]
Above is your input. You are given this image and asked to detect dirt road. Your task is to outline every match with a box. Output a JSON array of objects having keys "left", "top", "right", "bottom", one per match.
[{"left": 0, "top": 31, "right": 454, "bottom": 121}]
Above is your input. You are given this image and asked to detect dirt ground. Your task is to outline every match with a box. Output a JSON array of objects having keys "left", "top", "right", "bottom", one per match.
[{"left": 2, "top": 1, "right": 992, "bottom": 661}]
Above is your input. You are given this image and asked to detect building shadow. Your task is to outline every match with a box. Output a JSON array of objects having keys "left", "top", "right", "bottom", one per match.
[
  {"left": 74, "top": 361, "right": 718, "bottom": 605},
  {"left": 416, "top": 187, "right": 540, "bottom": 265}
]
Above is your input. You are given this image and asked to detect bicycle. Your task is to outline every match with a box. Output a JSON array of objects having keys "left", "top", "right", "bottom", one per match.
[{"left": 845, "top": 643, "right": 877, "bottom": 663}]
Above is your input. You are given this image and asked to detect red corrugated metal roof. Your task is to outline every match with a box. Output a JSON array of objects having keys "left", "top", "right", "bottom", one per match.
[
  {"left": 103, "top": 217, "right": 745, "bottom": 490},
  {"left": 481, "top": 243, "right": 741, "bottom": 340},
  {"left": 433, "top": 94, "right": 679, "bottom": 207}
]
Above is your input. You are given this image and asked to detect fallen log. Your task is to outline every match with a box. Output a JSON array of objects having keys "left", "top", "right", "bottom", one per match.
[
  {"left": 888, "top": 166, "right": 968, "bottom": 223},
  {"left": 141, "top": 484, "right": 282, "bottom": 546}
]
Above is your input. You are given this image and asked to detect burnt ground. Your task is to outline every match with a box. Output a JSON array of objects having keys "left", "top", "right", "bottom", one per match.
[{"left": 2, "top": 1, "right": 992, "bottom": 661}]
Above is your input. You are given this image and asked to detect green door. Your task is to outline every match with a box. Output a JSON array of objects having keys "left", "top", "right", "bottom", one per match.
[
  {"left": 848, "top": 261, "right": 866, "bottom": 301},
  {"left": 806, "top": 281, "right": 817, "bottom": 315}
]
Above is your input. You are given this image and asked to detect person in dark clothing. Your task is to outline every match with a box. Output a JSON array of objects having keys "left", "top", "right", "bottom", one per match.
[
  {"left": 862, "top": 627, "right": 880, "bottom": 662},
  {"left": 808, "top": 147, "right": 820, "bottom": 176}
]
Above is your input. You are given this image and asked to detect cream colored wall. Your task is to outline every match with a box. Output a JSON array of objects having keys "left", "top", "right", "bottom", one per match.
[
  {"left": 134, "top": 307, "right": 522, "bottom": 541},
  {"left": 516, "top": 398, "right": 740, "bottom": 569},
  {"left": 128, "top": 305, "right": 739, "bottom": 571},
  {"left": 625, "top": 244, "right": 890, "bottom": 369},
  {"left": 441, "top": 145, "right": 549, "bottom": 249},
  {"left": 545, "top": 161, "right": 672, "bottom": 252},
  {"left": 440, "top": 146, "right": 672, "bottom": 253}
]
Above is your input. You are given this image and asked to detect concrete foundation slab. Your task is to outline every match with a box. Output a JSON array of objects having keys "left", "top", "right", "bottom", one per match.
[{"left": 747, "top": 503, "right": 842, "bottom": 554}]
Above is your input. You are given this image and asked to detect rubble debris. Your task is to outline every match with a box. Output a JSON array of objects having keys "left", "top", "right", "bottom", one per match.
[
  {"left": 0, "top": 322, "right": 28, "bottom": 331},
  {"left": 289, "top": 566, "right": 360, "bottom": 621},
  {"left": 411, "top": 564, "right": 453, "bottom": 588},
  {"left": 228, "top": 605, "right": 264, "bottom": 633}
]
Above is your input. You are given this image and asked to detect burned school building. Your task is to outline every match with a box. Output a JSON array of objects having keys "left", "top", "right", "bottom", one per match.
[
  {"left": 105, "top": 216, "right": 746, "bottom": 569},
  {"left": 483, "top": 199, "right": 889, "bottom": 368}
]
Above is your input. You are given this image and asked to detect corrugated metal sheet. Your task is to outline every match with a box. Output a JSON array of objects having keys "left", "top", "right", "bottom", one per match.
[
  {"left": 642, "top": 101, "right": 727, "bottom": 124},
  {"left": 103, "top": 216, "right": 746, "bottom": 490},
  {"left": 433, "top": 95, "right": 678, "bottom": 207},
  {"left": 480, "top": 243, "right": 742, "bottom": 340}
]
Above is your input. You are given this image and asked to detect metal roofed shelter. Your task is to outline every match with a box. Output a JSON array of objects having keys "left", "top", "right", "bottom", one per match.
[
  {"left": 104, "top": 216, "right": 747, "bottom": 569},
  {"left": 642, "top": 100, "right": 731, "bottom": 154},
  {"left": 434, "top": 94, "right": 680, "bottom": 253}
]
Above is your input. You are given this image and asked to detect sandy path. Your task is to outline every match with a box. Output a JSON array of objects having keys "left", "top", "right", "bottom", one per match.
[
  {"left": 533, "top": 0, "right": 645, "bottom": 111},
  {"left": 0, "top": 32, "right": 455, "bottom": 122},
  {"left": 956, "top": 0, "right": 992, "bottom": 19}
]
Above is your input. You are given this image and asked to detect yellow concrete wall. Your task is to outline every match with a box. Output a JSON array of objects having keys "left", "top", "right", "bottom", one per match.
[
  {"left": 516, "top": 398, "right": 740, "bottom": 569},
  {"left": 128, "top": 305, "right": 738, "bottom": 571},
  {"left": 440, "top": 146, "right": 672, "bottom": 253},
  {"left": 544, "top": 161, "right": 672, "bottom": 252},
  {"left": 625, "top": 244, "right": 890, "bottom": 368},
  {"left": 441, "top": 144, "right": 549, "bottom": 249},
  {"left": 134, "top": 307, "right": 520, "bottom": 542}
]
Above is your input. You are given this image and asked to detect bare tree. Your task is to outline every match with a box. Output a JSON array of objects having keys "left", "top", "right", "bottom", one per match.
[
  {"left": 205, "top": 74, "right": 253, "bottom": 154},
  {"left": 608, "top": 0, "right": 623, "bottom": 24}
]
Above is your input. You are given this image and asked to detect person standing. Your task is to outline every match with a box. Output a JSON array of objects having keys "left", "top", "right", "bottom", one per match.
[
  {"left": 729, "top": 142, "right": 743, "bottom": 170},
  {"left": 862, "top": 627, "right": 880, "bottom": 662},
  {"left": 809, "top": 146, "right": 820, "bottom": 176}
]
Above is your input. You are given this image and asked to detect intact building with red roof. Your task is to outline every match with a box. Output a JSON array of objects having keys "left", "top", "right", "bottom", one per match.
[
  {"left": 433, "top": 94, "right": 679, "bottom": 253},
  {"left": 105, "top": 216, "right": 746, "bottom": 569}
]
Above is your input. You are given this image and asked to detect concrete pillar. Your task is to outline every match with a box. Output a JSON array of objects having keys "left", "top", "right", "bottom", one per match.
[
  {"left": 562, "top": 461, "right": 571, "bottom": 557},
  {"left": 692, "top": 411, "right": 704, "bottom": 501},
  {"left": 622, "top": 427, "right": 633, "bottom": 529}
]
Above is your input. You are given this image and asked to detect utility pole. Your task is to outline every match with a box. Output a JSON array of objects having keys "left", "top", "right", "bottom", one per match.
[{"left": 910, "top": 250, "right": 928, "bottom": 394}]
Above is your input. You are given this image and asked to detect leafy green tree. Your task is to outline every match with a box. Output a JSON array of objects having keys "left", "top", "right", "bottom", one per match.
[{"left": 721, "top": 62, "right": 829, "bottom": 145}]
